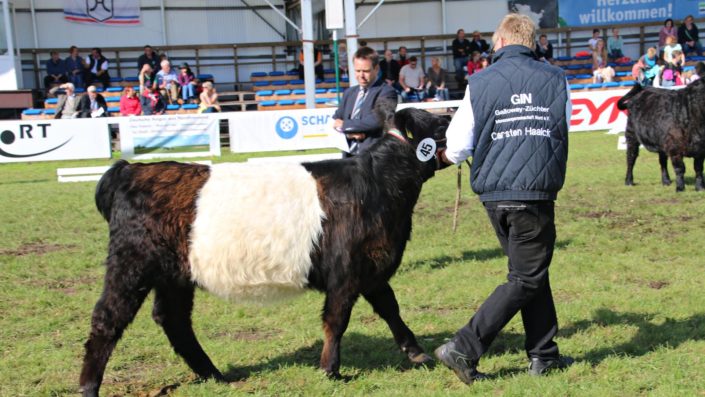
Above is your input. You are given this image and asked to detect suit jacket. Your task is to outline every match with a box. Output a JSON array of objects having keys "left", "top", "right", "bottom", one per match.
[
  {"left": 77, "top": 94, "right": 108, "bottom": 118},
  {"left": 54, "top": 94, "right": 79, "bottom": 119},
  {"left": 332, "top": 79, "right": 397, "bottom": 154}
]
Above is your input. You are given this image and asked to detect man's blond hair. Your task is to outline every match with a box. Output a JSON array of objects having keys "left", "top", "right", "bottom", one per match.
[{"left": 492, "top": 13, "right": 536, "bottom": 50}]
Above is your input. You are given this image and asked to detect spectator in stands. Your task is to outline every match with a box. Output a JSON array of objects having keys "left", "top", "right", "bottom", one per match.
[
  {"left": 332, "top": 46, "right": 397, "bottom": 156},
  {"left": 686, "top": 61, "right": 705, "bottom": 84},
  {"left": 468, "top": 31, "right": 490, "bottom": 55},
  {"left": 44, "top": 51, "right": 68, "bottom": 91},
  {"left": 298, "top": 47, "right": 325, "bottom": 81},
  {"left": 452, "top": 29, "right": 472, "bottom": 84},
  {"left": 65, "top": 46, "right": 85, "bottom": 88},
  {"left": 398, "top": 46, "right": 410, "bottom": 67},
  {"left": 119, "top": 86, "right": 142, "bottom": 116},
  {"left": 426, "top": 56, "right": 449, "bottom": 101},
  {"left": 137, "top": 45, "right": 160, "bottom": 81},
  {"left": 659, "top": 18, "right": 677, "bottom": 48},
  {"left": 141, "top": 84, "right": 166, "bottom": 115},
  {"left": 379, "top": 49, "right": 401, "bottom": 91},
  {"left": 84, "top": 47, "right": 111, "bottom": 88},
  {"left": 633, "top": 47, "right": 659, "bottom": 86},
  {"left": 157, "top": 59, "right": 179, "bottom": 104},
  {"left": 198, "top": 81, "right": 221, "bottom": 113},
  {"left": 466, "top": 51, "right": 484, "bottom": 77},
  {"left": 139, "top": 64, "right": 156, "bottom": 94},
  {"left": 54, "top": 82, "right": 79, "bottom": 119},
  {"left": 663, "top": 35, "right": 686, "bottom": 66},
  {"left": 588, "top": 28, "right": 601, "bottom": 52},
  {"left": 178, "top": 63, "right": 197, "bottom": 103},
  {"left": 660, "top": 53, "right": 684, "bottom": 87},
  {"left": 77, "top": 85, "right": 108, "bottom": 118},
  {"left": 678, "top": 15, "right": 704, "bottom": 56},
  {"left": 535, "top": 34, "right": 554, "bottom": 63},
  {"left": 607, "top": 28, "right": 624, "bottom": 59},
  {"left": 399, "top": 55, "right": 426, "bottom": 102},
  {"left": 592, "top": 39, "right": 615, "bottom": 83}
]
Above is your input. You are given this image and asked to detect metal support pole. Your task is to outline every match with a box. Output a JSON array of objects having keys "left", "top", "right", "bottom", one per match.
[
  {"left": 333, "top": 30, "right": 341, "bottom": 104},
  {"left": 301, "top": 0, "right": 316, "bottom": 109},
  {"left": 263, "top": 0, "right": 302, "bottom": 34},
  {"left": 160, "top": 0, "right": 168, "bottom": 45},
  {"left": 441, "top": 0, "right": 447, "bottom": 56},
  {"left": 357, "top": 0, "right": 384, "bottom": 30},
  {"left": 344, "top": 0, "right": 358, "bottom": 86},
  {"left": 29, "top": 0, "right": 39, "bottom": 48}
]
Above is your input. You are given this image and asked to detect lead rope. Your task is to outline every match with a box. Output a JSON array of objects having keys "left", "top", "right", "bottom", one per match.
[{"left": 452, "top": 160, "right": 472, "bottom": 233}]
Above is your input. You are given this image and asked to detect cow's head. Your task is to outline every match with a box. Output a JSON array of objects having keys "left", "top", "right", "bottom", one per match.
[{"left": 376, "top": 100, "right": 449, "bottom": 174}]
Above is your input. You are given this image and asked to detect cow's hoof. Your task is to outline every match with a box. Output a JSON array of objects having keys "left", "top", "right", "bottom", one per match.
[
  {"left": 696, "top": 185, "right": 704, "bottom": 192},
  {"left": 625, "top": 181, "right": 634, "bottom": 186},
  {"left": 408, "top": 351, "right": 434, "bottom": 366},
  {"left": 676, "top": 186, "right": 685, "bottom": 192},
  {"left": 662, "top": 179, "right": 672, "bottom": 186},
  {"left": 325, "top": 370, "right": 342, "bottom": 380}
]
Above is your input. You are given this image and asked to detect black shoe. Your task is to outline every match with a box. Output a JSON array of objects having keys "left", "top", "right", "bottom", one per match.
[
  {"left": 434, "top": 341, "right": 485, "bottom": 385},
  {"left": 528, "top": 355, "right": 574, "bottom": 376}
]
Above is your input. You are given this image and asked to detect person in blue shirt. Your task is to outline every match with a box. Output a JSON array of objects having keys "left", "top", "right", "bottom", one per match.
[{"left": 44, "top": 51, "right": 68, "bottom": 91}]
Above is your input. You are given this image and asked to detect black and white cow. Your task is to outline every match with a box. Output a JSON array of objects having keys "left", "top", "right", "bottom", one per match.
[{"left": 79, "top": 101, "right": 449, "bottom": 396}]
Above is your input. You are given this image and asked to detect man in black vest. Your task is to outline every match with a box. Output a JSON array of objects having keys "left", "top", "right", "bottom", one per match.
[
  {"left": 435, "top": 13, "right": 573, "bottom": 384},
  {"left": 85, "top": 47, "right": 111, "bottom": 88}
]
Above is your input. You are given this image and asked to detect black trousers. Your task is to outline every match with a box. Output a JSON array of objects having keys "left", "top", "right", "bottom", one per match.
[
  {"left": 85, "top": 71, "right": 111, "bottom": 88},
  {"left": 454, "top": 200, "right": 559, "bottom": 360}
]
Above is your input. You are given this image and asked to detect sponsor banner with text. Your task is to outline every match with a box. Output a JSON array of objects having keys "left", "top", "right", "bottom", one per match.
[
  {"left": 119, "top": 114, "right": 220, "bottom": 160},
  {"left": 0, "top": 118, "right": 111, "bottom": 163},
  {"left": 227, "top": 108, "right": 350, "bottom": 153},
  {"left": 569, "top": 88, "right": 629, "bottom": 132},
  {"left": 558, "top": 0, "right": 704, "bottom": 28}
]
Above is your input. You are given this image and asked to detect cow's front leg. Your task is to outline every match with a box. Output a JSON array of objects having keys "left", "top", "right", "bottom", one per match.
[
  {"left": 320, "top": 286, "right": 359, "bottom": 378},
  {"left": 659, "top": 151, "right": 672, "bottom": 186},
  {"left": 363, "top": 283, "right": 432, "bottom": 365}
]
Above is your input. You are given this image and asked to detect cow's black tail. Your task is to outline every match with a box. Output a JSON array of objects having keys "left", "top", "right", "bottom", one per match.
[
  {"left": 95, "top": 160, "right": 130, "bottom": 222},
  {"left": 617, "top": 84, "right": 643, "bottom": 110}
]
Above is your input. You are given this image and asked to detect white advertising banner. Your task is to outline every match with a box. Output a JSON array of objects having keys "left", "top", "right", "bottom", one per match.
[
  {"left": 569, "top": 88, "right": 630, "bottom": 132},
  {"left": 0, "top": 118, "right": 111, "bottom": 163},
  {"left": 227, "top": 108, "right": 349, "bottom": 153},
  {"left": 119, "top": 114, "right": 220, "bottom": 160}
]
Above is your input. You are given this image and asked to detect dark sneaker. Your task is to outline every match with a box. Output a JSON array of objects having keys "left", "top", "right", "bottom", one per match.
[
  {"left": 528, "top": 355, "right": 575, "bottom": 376},
  {"left": 434, "top": 341, "right": 485, "bottom": 385}
]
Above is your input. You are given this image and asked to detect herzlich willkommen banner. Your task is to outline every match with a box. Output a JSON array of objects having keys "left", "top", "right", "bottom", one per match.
[{"left": 64, "top": 0, "right": 140, "bottom": 25}]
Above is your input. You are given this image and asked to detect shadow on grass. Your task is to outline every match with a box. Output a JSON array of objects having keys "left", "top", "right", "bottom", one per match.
[
  {"left": 222, "top": 331, "right": 458, "bottom": 381},
  {"left": 561, "top": 307, "right": 705, "bottom": 365},
  {"left": 403, "top": 239, "right": 572, "bottom": 272}
]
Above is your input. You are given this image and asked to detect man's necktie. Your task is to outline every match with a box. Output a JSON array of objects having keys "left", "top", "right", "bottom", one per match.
[{"left": 351, "top": 87, "right": 367, "bottom": 119}]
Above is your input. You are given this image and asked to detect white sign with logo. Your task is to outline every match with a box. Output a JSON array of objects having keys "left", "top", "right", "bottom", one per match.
[
  {"left": 0, "top": 118, "right": 111, "bottom": 163},
  {"left": 227, "top": 108, "right": 349, "bottom": 153},
  {"left": 119, "top": 114, "right": 220, "bottom": 160},
  {"left": 569, "top": 89, "right": 630, "bottom": 132}
]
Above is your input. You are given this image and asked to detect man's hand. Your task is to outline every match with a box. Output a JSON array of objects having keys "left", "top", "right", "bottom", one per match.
[
  {"left": 346, "top": 133, "right": 366, "bottom": 141},
  {"left": 333, "top": 119, "right": 343, "bottom": 131}
]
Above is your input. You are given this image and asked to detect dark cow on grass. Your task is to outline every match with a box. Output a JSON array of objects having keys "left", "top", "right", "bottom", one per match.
[
  {"left": 617, "top": 79, "right": 705, "bottom": 191},
  {"left": 79, "top": 101, "right": 449, "bottom": 397}
]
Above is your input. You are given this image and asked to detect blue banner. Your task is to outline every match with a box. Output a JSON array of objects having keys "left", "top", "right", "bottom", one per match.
[{"left": 558, "top": 0, "right": 705, "bottom": 27}]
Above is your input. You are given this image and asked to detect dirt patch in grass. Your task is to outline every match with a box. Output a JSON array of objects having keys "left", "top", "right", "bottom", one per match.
[
  {"left": 215, "top": 328, "right": 282, "bottom": 342},
  {"left": 579, "top": 209, "right": 621, "bottom": 219},
  {"left": 0, "top": 242, "right": 76, "bottom": 257},
  {"left": 647, "top": 280, "right": 669, "bottom": 290}
]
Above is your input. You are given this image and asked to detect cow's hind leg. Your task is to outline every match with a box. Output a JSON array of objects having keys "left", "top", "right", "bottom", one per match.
[
  {"left": 671, "top": 154, "right": 686, "bottom": 192},
  {"left": 320, "top": 286, "right": 359, "bottom": 378},
  {"left": 625, "top": 132, "right": 639, "bottom": 186},
  {"left": 363, "top": 283, "right": 432, "bottom": 365},
  {"left": 694, "top": 156, "right": 705, "bottom": 191},
  {"left": 79, "top": 255, "right": 153, "bottom": 397},
  {"left": 659, "top": 151, "right": 672, "bottom": 186},
  {"left": 152, "top": 280, "right": 224, "bottom": 381}
]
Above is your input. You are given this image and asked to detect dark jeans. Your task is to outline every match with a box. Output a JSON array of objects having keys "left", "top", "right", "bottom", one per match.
[
  {"left": 44, "top": 75, "right": 68, "bottom": 89},
  {"left": 298, "top": 64, "right": 325, "bottom": 81},
  {"left": 85, "top": 71, "right": 111, "bottom": 88},
  {"left": 454, "top": 200, "right": 559, "bottom": 361}
]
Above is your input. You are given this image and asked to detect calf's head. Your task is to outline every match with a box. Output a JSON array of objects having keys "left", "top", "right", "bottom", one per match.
[{"left": 376, "top": 100, "right": 450, "bottom": 178}]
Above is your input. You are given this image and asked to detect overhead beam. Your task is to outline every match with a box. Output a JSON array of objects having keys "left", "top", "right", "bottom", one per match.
[{"left": 246, "top": 0, "right": 288, "bottom": 38}]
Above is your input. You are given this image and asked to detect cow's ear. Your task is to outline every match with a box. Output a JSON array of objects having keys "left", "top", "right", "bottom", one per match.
[{"left": 375, "top": 99, "right": 398, "bottom": 131}]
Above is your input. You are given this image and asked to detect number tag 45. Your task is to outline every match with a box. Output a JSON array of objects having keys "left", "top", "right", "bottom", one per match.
[{"left": 416, "top": 138, "right": 437, "bottom": 162}]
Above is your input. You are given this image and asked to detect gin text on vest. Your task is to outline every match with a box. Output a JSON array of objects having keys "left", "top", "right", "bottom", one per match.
[{"left": 511, "top": 93, "right": 532, "bottom": 105}]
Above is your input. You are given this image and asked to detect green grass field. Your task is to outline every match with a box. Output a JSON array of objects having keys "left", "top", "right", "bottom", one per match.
[{"left": 2, "top": 132, "right": 705, "bottom": 396}]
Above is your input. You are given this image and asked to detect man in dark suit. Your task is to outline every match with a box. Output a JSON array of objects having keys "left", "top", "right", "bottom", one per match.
[
  {"left": 332, "top": 46, "right": 398, "bottom": 156},
  {"left": 77, "top": 85, "right": 108, "bottom": 118}
]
